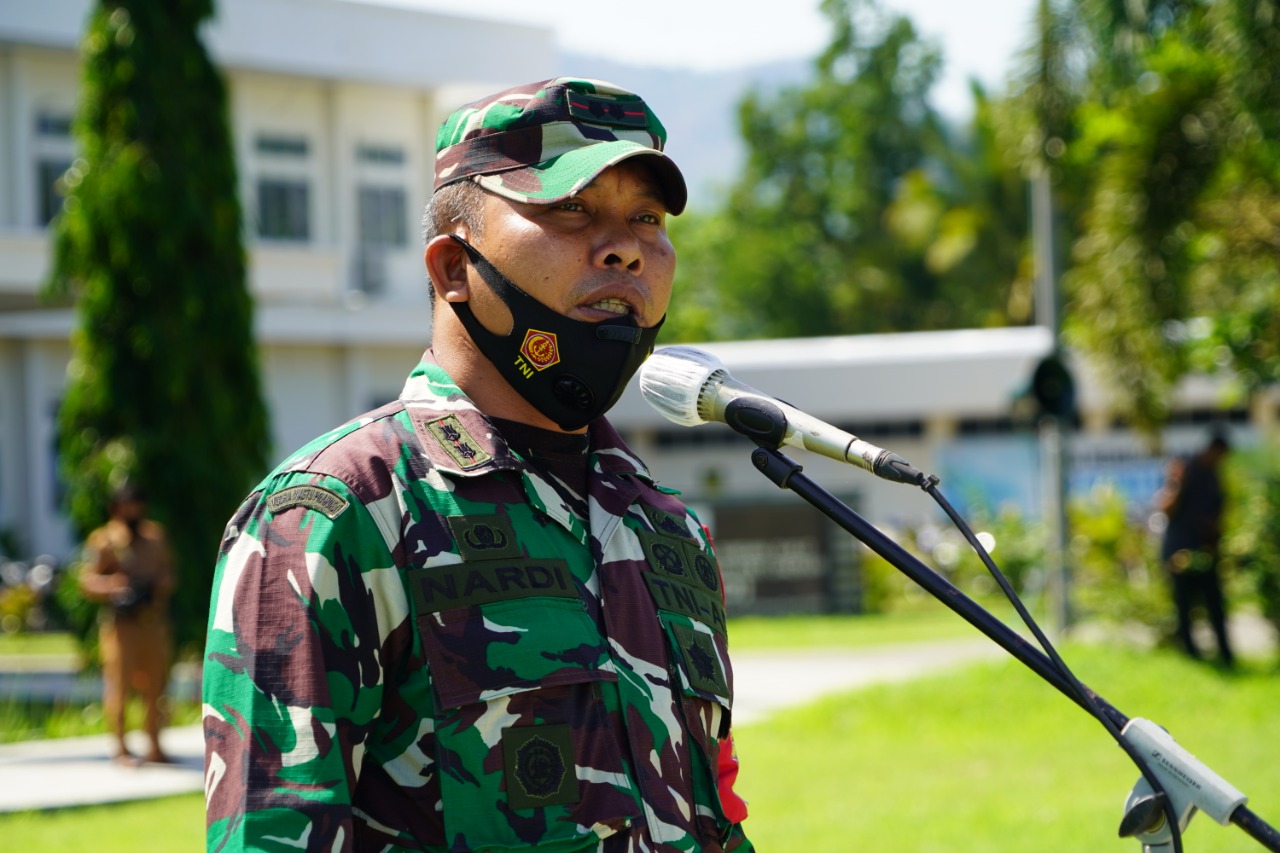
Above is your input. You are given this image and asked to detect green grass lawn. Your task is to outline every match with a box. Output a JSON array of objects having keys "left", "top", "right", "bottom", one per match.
[
  {"left": 733, "top": 644, "right": 1280, "bottom": 851},
  {"left": 0, "top": 631, "right": 199, "bottom": 742},
  {"left": 0, "top": 630, "right": 79, "bottom": 657},
  {"left": 2, "top": 616, "right": 1277, "bottom": 851},
  {"left": 0, "top": 793, "right": 205, "bottom": 851},
  {"left": 0, "top": 695, "right": 203, "bottom": 743},
  {"left": 728, "top": 600, "right": 1013, "bottom": 651}
]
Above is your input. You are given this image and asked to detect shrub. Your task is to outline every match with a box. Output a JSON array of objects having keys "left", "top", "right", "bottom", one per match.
[
  {"left": 1224, "top": 438, "right": 1280, "bottom": 640},
  {"left": 0, "top": 583, "right": 39, "bottom": 634}
]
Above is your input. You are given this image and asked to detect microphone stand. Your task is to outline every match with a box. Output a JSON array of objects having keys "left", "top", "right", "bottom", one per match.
[{"left": 726, "top": 398, "right": 1280, "bottom": 852}]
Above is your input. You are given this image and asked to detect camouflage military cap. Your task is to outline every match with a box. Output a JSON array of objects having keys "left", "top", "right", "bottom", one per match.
[{"left": 434, "top": 77, "right": 688, "bottom": 215}]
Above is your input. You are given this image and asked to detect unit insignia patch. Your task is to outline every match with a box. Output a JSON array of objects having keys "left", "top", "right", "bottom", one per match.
[{"left": 503, "top": 724, "right": 578, "bottom": 810}]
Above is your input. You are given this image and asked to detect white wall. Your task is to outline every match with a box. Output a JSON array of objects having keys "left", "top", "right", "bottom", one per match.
[
  {"left": 0, "top": 45, "right": 80, "bottom": 231},
  {"left": 0, "top": 337, "right": 75, "bottom": 558},
  {"left": 331, "top": 80, "right": 431, "bottom": 304},
  {"left": 0, "top": 339, "right": 24, "bottom": 547},
  {"left": 231, "top": 70, "right": 335, "bottom": 247},
  {"left": 257, "top": 339, "right": 423, "bottom": 469}
]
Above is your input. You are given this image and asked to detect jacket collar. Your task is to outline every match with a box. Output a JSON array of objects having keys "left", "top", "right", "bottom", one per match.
[{"left": 401, "top": 350, "right": 654, "bottom": 485}]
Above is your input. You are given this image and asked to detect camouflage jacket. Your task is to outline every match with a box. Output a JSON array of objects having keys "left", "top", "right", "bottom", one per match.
[{"left": 203, "top": 355, "right": 752, "bottom": 853}]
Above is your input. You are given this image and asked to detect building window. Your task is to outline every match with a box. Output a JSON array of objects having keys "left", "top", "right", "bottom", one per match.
[
  {"left": 36, "top": 112, "right": 73, "bottom": 138},
  {"left": 35, "top": 112, "right": 75, "bottom": 225},
  {"left": 357, "top": 186, "right": 406, "bottom": 248},
  {"left": 356, "top": 144, "right": 405, "bottom": 165},
  {"left": 37, "top": 159, "right": 72, "bottom": 224},
  {"left": 255, "top": 134, "right": 309, "bottom": 157},
  {"left": 257, "top": 179, "right": 310, "bottom": 240}
]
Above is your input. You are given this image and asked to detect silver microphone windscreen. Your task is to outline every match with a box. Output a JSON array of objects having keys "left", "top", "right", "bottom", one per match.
[
  {"left": 638, "top": 345, "right": 725, "bottom": 427},
  {"left": 638, "top": 345, "right": 929, "bottom": 486}
]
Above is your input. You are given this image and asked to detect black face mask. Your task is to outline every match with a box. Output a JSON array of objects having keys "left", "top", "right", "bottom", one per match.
[{"left": 446, "top": 235, "right": 664, "bottom": 431}]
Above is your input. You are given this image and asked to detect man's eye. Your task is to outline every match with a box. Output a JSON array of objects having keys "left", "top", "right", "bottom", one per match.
[
  {"left": 559, "top": 200, "right": 585, "bottom": 212},
  {"left": 636, "top": 212, "right": 662, "bottom": 225}
]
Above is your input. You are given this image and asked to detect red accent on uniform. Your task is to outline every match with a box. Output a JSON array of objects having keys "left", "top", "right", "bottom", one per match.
[
  {"left": 704, "top": 520, "right": 746, "bottom": 823},
  {"left": 716, "top": 735, "right": 749, "bottom": 823}
]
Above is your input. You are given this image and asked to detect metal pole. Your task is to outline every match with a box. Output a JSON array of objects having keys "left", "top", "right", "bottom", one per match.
[
  {"left": 1039, "top": 413, "right": 1070, "bottom": 634},
  {"left": 1032, "top": 166, "right": 1071, "bottom": 635}
]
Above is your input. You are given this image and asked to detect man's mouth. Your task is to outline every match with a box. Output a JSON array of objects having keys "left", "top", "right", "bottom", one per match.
[{"left": 589, "top": 297, "right": 632, "bottom": 316}]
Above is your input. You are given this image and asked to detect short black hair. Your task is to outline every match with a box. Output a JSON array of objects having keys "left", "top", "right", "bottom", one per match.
[
  {"left": 421, "top": 180, "right": 488, "bottom": 317},
  {"left": 1206, "top": 425, "right": 1231, "bottom": 453},
  {"left": 422, "top": 180, "right": 486, "bottom": 250}
]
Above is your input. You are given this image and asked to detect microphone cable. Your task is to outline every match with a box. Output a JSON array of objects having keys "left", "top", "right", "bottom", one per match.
[{"left": 924, "top": 479, "right": 1184, "bottom": 852}]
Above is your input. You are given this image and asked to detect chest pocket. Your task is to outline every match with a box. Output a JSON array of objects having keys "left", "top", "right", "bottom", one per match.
[
  {"left": 410, "top": 551, "right": 640, "bottom": 851},
  {"left": 637, "top": 525, "right": 732, "bottom": 707},
  {"left": 636, "top": 520, "right": 737, "bottom": 842},
  {"left": 411, "top": 557, "right": 600, "bottom": 704}
]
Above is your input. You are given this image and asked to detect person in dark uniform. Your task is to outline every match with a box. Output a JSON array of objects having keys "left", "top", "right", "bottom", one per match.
[{"left": 1156, "top": 431, "right": 1234, "bottom": 667}]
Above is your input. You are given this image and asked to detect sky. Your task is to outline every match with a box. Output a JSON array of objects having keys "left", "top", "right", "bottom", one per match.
[{"left": 369, "top": 0, "right": 1040, "bottom": 117}]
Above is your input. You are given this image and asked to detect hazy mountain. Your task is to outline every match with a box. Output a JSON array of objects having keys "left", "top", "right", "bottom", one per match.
[{"left": 558, "top": 54, "right": 810, "bottom": 210}]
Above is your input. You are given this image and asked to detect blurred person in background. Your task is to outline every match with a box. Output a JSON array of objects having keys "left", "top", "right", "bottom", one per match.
[
  {"left": 1156, "top": 430, "right": 1235, "bottom": 668},
  {"left": 79, "top": 483, "right": 176, "bottom": 764}
]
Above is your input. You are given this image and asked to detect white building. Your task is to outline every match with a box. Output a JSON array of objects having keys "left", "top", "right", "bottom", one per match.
[
  {"left": 0, "top": 0, "right": 553, "bottom": 558},
  {"left": 1, "top": 0, "right": 1272, "bottom": 614}
]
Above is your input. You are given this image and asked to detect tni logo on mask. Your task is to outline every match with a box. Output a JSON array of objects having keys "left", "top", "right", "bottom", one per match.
[{"left": 516, "top": 329, "right": 561, "bottom": 378}]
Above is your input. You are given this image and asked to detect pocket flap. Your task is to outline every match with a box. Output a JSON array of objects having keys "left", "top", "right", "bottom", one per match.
[{"left": 416, "top": 596, "right": 616, "bottom": 709}]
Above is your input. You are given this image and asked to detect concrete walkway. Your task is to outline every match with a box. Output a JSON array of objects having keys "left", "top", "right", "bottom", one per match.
[
  {"left": 730, "top": 637, "right": 1003, "bottom": 725},
  {"left": 0, "top": 725, "right": 206, "bottom": 813}
]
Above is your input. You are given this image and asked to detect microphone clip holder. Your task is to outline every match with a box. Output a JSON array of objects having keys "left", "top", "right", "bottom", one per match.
[
  {"left": 724, "top": 397, "right": 809, "bottom": 491},
  {"left": 723, "top": 396, "right": 790, "bottom": 451},
  {"left": 1117, "top": 718, "right": 1248, "bottom": 851}
]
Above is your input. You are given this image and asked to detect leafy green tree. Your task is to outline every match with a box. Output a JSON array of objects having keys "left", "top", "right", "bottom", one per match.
[
  {"left": 45, "top": 0, "right": 269, "bottom": 655},
  {"left": 695, "top": 0, "right": 945, "bottom": 339},
  {"left": 665, "top": 0, "right": 1028, "bottom": 343},
  {"left": 912, "top": 87, "right": 1036, "bottom": 327},
  {"left": 1006, "top": 0, "right": 1280, "bottom": 435}
]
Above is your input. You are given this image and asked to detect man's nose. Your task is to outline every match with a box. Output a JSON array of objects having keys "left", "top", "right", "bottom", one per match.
[{"left": 593, "top": 222, "right": 643, "bottom": 273}]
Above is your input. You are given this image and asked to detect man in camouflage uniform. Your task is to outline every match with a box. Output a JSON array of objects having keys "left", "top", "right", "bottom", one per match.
[{"left": 204, "top": 78, "right": 752, "bottom": 852}]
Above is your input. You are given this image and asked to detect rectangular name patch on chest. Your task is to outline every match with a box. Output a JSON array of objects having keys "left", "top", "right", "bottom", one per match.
[{"left": 412, "top": 559, "right": 577, "bottom": 612}]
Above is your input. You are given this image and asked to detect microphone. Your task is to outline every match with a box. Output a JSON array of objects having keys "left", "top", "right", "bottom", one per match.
[{"left": 638, "top": 345, "right": 928, "bottom": 486}]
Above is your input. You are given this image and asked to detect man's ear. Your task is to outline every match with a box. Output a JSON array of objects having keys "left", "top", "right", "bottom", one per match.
[{"left": 424, "top": 235, "right": 470, "bottom": 303}]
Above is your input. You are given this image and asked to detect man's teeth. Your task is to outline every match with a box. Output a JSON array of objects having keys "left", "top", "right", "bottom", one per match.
[{"left": 591, "top": 298, "right": 631, "bottom": 315}]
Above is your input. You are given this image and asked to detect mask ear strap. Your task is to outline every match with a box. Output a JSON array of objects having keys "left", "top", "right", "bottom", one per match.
[
  {"left": 448, "top": 232, "right": 478, "bottom": 257},
  {"left": 448, "top": 234, "right": 527, "bottom": 303}
]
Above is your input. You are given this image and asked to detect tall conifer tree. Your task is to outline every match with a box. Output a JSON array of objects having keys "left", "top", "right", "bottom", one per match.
[{"left": 46, "top": 0, "right": 269, "bottom": 653}]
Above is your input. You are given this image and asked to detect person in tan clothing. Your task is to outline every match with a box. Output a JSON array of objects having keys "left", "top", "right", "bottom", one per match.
[{"left": 79, "top": 484, "right": 176, "bottom": 764}]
